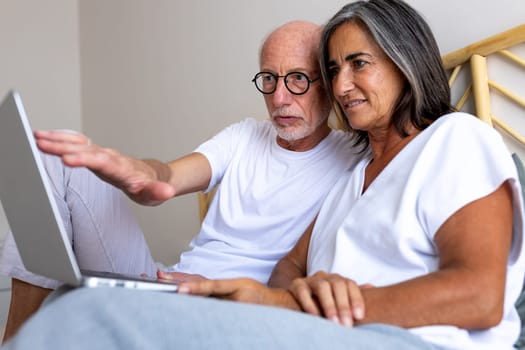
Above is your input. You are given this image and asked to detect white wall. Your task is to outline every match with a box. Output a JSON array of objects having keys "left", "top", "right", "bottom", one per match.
[
  {"left": 0, "top": 0, "right": 524, "bottom": 266},
  {"left": 0, "top": 0, "right": 82, "bottom": 130},
  {"left": 0, "top": 0, "right": 82, "bottom": 249}
]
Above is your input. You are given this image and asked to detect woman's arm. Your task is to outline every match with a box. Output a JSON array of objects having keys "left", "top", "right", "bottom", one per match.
[{"left": 300, "top": 181, "right": 513, "bottom": 329}]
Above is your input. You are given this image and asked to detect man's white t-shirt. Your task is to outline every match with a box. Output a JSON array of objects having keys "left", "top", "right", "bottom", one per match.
[{"left": 171, "top": 118, "right": 356, "bottom": 283}]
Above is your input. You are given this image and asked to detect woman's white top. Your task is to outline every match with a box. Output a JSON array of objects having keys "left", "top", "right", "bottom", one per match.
[{"left": 308, "top": 113, "right": 525, "bottom": 350}]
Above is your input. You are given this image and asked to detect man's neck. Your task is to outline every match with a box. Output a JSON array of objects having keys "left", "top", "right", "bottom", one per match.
[{"left": 276, "top": 124, "right": 331, "bottom": 152}]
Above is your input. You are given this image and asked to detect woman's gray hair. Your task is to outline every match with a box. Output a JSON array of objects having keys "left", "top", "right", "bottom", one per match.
[{"left": 320, "top": 0, "right": 454, "bottom": 148}]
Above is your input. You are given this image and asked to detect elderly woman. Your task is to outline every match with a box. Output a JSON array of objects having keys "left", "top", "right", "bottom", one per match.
[{"left": 3, "top": 1, "right": 524, "bottom": 350}]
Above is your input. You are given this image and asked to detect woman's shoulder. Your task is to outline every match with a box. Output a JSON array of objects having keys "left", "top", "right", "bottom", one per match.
[
  {"left": 433, "top": 112, "right": 493, "bottom": 130},
  {"left": 428, "top": 112, "right": 502, "bottom": 143},
  {"left": 415, "top": 112, "right": 511, "bottom": 174}
]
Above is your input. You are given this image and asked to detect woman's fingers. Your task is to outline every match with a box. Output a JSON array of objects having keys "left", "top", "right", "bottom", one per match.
[
  {"left": 330, "top": 279, "right": 353, "bottom": 326},
  {"left": 348, "top": 280, "right": 365, "bottom": 320},
  {"left": 289, "top": 272, "right": 366, "bottom": 327},
  {"left": 289, "top": 278, "right": 322, "bottom": 316}
]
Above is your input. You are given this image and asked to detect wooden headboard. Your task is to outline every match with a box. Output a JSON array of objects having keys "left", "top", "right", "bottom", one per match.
[{"left": 443, "top": 24, "right": 525, "bottom": 144}]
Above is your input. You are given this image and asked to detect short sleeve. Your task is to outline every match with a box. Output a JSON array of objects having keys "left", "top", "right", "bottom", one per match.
[
  {"left": 416, "top": 114, "right": 519, "bottom": 243},
  {"left": 194, "top": 118, "right": 260, "bottom": 192}
]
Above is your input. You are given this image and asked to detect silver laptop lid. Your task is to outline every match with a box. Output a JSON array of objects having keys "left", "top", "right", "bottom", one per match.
[{"left": 0, "top": 90, "right": 82, "bottom": 286}]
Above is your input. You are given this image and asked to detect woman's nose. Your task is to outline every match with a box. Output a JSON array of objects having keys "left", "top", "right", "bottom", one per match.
[{"left": 333, "top": 69, "right": 355, "bottom": 98}]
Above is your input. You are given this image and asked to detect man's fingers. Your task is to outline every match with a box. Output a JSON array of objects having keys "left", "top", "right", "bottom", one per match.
[
  {"left": 178, "top": 279, "right": 242, "bottom": 296},
  {"left": 34, "top": 130, "right": 90, "bottom": 145},
  {"left": 157, "top": 270, "right": 207, "bottom": 283},
  {"left": 157, "top": 270, "right": 175, "bottom": 281}
]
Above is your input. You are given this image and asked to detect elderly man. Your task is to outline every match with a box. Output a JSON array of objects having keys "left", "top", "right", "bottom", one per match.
[{"left": 0, "top": 20, "right": 354, "bottom": 340}]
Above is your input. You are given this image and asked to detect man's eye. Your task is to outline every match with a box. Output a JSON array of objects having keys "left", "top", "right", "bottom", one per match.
[
  {"left": 293, "top": 74, "right": 307, "bottom": 81},
  {"left": 262, "top": 75, "right": 274, "bottom": 82}
]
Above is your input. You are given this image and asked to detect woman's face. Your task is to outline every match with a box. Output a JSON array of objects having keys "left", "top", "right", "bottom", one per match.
[{"left": 327, "top": 21, "right": 405, "bottom": 135}]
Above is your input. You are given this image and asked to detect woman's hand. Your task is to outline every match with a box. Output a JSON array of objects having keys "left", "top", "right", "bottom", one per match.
[
  {"left": 289, "top": 271, "right": 368, "bottom": 327},
  {"left": 177, "top": 278, "right": 301, "bottom": 310}
]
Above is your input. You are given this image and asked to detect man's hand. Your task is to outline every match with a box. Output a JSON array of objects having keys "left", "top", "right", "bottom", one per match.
[
  {"left": 157, "top": 270, "right": 208, "bottom": 283},
  {"left": 34, "top": 130, "right": 175, "bottom": 205},
  {"left": 289, "top": 271, "right": 368, "bottom": 327},
  {"left": 177, "top": 278, "right": 301, "bottom": 310}
]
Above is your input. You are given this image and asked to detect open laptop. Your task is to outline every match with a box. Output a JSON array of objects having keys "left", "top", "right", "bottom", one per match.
[{"left": 0, "top": 90, "right": 178, "bottom": 292}]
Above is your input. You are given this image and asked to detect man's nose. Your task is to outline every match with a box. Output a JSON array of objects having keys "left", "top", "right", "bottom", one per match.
[{"left": 271, "top": 78, "right": 293, "bottom": 106}]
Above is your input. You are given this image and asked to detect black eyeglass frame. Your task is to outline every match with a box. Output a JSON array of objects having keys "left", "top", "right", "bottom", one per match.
[{"left": 251, "top": 71, "right": 320, "bottom": 95}]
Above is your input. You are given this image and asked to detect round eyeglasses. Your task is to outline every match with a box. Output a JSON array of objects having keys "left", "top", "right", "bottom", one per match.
[{"left": 251, "top": 72, "right": 320, "bottom": 95}]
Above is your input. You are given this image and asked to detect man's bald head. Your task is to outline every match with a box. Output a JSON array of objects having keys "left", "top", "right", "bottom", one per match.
[{"left": 259, "top": 20, "right": 321, "bottom": 66}]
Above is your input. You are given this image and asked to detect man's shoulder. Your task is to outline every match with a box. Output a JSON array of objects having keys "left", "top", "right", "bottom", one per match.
[
  {"left": 212, "top": 118, "right": 274, "bottom": 149},
  {"left": 227, "top": 117, "right": 272, "bottom": 133},
  {"left": 231, "top": 117, "right": 269, "bottom": 126}
]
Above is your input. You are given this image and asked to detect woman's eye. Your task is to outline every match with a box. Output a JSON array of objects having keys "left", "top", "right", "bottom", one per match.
[
  {"left": 328, "top": 67, "right": 339, "bottom": 79},
  {"left": 353, "top": 60, "right": 367, "bottom": 69}
]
